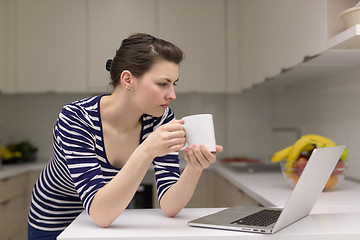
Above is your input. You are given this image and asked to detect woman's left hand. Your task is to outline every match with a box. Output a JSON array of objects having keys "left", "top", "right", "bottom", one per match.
[{"left": 183, "top": 144, "right": 223, "bottom": 171}]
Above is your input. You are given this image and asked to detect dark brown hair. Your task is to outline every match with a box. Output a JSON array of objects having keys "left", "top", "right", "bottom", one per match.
[{"left": 106, "top": 33, "right": 184, "bottom": 88}]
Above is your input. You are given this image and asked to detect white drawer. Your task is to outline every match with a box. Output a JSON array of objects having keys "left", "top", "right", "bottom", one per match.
[
  {"left": 0, "top": 173, "right": 27, "bottom": 203},
  {"left": 0, "top": 195, "right": 26, "bottom": 239}
]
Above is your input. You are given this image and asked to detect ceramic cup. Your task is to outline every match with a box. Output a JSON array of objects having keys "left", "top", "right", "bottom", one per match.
[{"left": 181, "top": 114, "right": 216, "bottom": 152}]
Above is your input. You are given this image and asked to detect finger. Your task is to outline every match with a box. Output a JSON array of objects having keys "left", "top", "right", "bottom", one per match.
[
  {"left": 169, "top": 142, "right": 185, "bottom": 152},
  {"left": 216, "top": 145, "right": 224, "bottom": 153},
  {"left": 165, "top": 122, "right": 185, "bottom": 132},
  {"left": 183, "top": 149, "right": 195, "bottom": 168},
  {"left": 187, "top": 146, "right": 203, "bottom": 168},
  {"left": 165, "top": 131, "right": 185, "bottom": 140},
  {"left": 200, "top": 144, "right": 216, "bottom": 163},
  {"left": 193, "top": 145, "right": 209, "bottom": 168},
  {"left": 167, "top": 137, "right": 186, "bottom": 148},
  {"left": 171, "top": 119, "right": 184, "bottom": 124}
]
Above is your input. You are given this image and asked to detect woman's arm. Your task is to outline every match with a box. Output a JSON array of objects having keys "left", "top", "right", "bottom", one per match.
[
  {"left": 159, "top": 144, "right": 223, "bottom": 217},
  {"left": 89, "top": 120, "right": 185, "bottom": 227}
]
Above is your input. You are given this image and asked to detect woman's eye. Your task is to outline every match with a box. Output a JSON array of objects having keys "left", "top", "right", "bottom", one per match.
[{"left": 158, "top": 81, "right": 177, "bottom": 87}]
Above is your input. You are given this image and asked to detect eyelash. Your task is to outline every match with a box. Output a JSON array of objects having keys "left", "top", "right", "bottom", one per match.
[{"left": 159, "top": 82, "right": 177, "bottom": 87}]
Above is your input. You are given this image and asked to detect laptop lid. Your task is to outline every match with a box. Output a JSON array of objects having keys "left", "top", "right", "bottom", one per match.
[{"left": 272, "top": 145, "right": 345, "bottom": 233}]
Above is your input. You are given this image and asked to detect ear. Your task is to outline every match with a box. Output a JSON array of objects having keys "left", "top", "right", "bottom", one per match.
[{"left": 120, "top": 70, "right": 134, "bottom": 89}]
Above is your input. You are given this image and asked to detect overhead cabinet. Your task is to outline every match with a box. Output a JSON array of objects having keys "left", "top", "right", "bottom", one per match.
[
  {"left": 87, "top": 0, "right": 157, "bottom": 92},
  {"left": 157, "top": 0, "right": 226, "bottom": 93},
  {"left": 226, "top": 0, "right": 327, "bottom": 93},
  {"left": 236, "top": 0, "right": 360, "bottom": 93},
  {"left": 13, "top": 0, "right": 87, "bottom": 93},
  {"left": 2, "top": 0, "right": 360, "bottom": 94}
]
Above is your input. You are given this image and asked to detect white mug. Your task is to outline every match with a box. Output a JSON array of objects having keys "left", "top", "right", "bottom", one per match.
[{"left": 181, "top": 114, "right": 216, "bottom": 152}]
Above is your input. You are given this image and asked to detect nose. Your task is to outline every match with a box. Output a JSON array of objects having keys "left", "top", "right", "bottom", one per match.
[{"left": 166, "top": 86, "right": 176, "bottom": 100}]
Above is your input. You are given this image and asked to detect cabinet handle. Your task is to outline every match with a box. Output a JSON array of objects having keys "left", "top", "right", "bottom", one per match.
[
  {"left": 2, "top": 177, "right": 11, "bottom": 182},
  {"left": 0, "top": 199, "right": 10, "bottom": 206}
]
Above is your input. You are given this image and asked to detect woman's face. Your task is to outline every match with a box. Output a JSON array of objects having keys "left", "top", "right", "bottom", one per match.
[{"left": 132, "top": 60, "right": 179, "bottom": 117}]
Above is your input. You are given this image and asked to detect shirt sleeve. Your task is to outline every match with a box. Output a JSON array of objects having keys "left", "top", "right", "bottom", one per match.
[
  {"left": 55, "top": 104, "right": 106, "bottom": 213},
  {"left": 152, "top": 108, "right": 181, "bottom": 201}
]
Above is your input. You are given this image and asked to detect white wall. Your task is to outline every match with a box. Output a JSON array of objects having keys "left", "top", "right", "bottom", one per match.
[
  {"left": 1, "top": 72, "right": 359, "bottom": 182},
  {"left": 272, "top": 66, "right": 360, "bottom": 181},
  {"left": 0, "top": 93, "right": 91, "bottom": 161},
  {"left": 0, "top": 91, "right": 273, "bottom": 163}
]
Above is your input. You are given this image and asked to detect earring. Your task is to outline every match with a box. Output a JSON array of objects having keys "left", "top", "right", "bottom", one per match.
[{"left": 127, "top": 87, "right": 131, "bottom": 91}]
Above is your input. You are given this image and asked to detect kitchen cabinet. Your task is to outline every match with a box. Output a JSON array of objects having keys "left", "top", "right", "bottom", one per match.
[
  {"left": 152, "top": 168, "right": 259, "bottom": 209},
  {"left": 0, "top": 173, "right": 27, "bottom": 240},
  {"left": 186, "top": 170, "right": 259, "bottom": 208},
  {"left": 158, "top": 0, "right": 226, "bottom": 93},
  {"left": 212, "top": 171, "right": 259, "bottom": 207},
  {"left": 227, "top": 0, "right": 327, "bottom": 93},
  {"left": 11, "top": 0, "right": 87, "bottom": 93},
  {"left": 183, "top": 170, "right": 215, "bottom": 208},
  {"left": 0, "top": 0, "right": 12, "bottom": 93},
  {"left": 0, "top": 169, "right": 41, "bottom": 240},
  {"left": 87, "top": 0, "right": 157, "bottom": 92},
  {"left": 230, "top": 0, "right": 360, "bottom": 93}
]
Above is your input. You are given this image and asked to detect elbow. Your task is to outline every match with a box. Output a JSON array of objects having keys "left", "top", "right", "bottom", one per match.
[
  {"left": 91, "top": 216, "right": 113, "bottom": 228},
  {"left": 160, "top": 202, "right": 181, "bottom": 218},
  {"left": 89, "top": 209, "right": 116, "bottom": 228},
  {"left": 163, "top": 209, "right": 179, "bottom": 218}
]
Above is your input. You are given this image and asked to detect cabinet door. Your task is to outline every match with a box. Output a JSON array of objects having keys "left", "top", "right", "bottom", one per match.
[
  {"left": 88, "top": 0, "right": 156, "bottom": 92},
  {"left": 14, "top": 0, "right": 87, "bottom": 93},
  {"left": 0, "top": 0, "right": 12, "bottom": 93},
  {"left": 228, "top": 0, "right": 327, "bottom": 92},
  {"left": 213, "top": 172, "right": 259, "bottom": 207},
  {"left": 158, "top": 0, "right": 226, "bottom": 93}
]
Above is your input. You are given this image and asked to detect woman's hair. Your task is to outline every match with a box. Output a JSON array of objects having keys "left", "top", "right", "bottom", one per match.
[{"left": 106, "top": 33, "right": 184, "bottom": 88}]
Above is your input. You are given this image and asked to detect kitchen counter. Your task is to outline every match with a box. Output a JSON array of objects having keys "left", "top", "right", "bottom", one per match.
[
  {"left": 0, "top": 161, "right": 46, "bottom": 180},
  {"left": 213, "top": 164, "right": 360, "bottom": 209},
  {"left": 58, "top": 163, "right": 360, "bottom": 239},
  {"left": 57, "top": 207, "right": 360, "bottom": 240}
]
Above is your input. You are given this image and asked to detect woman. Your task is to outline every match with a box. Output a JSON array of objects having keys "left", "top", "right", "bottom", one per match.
[{"left": 28, "top": 33, "right": 223, "bottom": 239}]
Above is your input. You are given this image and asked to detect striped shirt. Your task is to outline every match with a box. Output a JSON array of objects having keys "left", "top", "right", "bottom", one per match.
[{"left": 28, "top": 95, "right": 180, "bottom": 231}]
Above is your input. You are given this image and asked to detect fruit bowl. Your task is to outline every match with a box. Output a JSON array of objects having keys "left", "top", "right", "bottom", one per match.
[{"left": 280, "top": 158, "right": 346, "bottom": 191}]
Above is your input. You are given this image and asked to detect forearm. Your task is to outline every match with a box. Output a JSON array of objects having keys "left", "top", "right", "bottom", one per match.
[
  {"left": 89, "top": 145, "right": 153, "bottom": 227},
  {"left": 159, "top": 165, "right": 203, "bottom": 217}
]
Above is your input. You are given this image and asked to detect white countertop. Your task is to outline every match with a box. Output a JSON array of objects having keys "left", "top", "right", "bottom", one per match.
[
  {"left": 58, "top": 163, "right": 360, "bottom": 239},
  {"left": 0, "top": 161, "right": 46, "bottom": 179},
  {"left": 58, "top": 208, "right": 360, "bottom": 240},
  {"left": 213, "top": 164, "right": 360, "bottom": 209}
]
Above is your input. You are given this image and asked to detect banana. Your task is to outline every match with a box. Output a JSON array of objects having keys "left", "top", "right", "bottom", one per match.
[
  {"left": 302, "top": 134, "right": 336, "bottom": 147},
  {"left": 271, "top": 145, "right": 293, "bottom": 162},
  {"left": 341, "top": 147, "right": 348, "bottom": 161},
  {"left": 271, "top": 134, "right": 346, "bottom": 175},
  {"left": 285, "top": 136, "right": 314, "bottom": 170}
]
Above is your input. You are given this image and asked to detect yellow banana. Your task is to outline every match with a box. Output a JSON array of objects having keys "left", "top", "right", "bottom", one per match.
[
  {"left": 341, "top": 147, "right": 348, "bottom": 161},
  {"left": 271, "top": 145, "right": 293, "bottom": 162},
  {"left": 302, "top": 134, "right": 336, "bottom": 147},
  {"left": 286, "top": 137, "right": 315, "bottom": 170},
  {"left": 272, "top": 134, "right": 347, "bottom": 175},
  {"left": 272, "top": 134, "right": 342, "bottom": 176}
]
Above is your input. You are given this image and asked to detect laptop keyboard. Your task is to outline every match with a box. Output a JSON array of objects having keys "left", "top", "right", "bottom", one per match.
[{"left": 230, "top": 209, "right": 282, "bottom": 227}]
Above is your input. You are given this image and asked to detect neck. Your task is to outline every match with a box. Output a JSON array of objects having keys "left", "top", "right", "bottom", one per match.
[{"left": 100, "top": 88, "right": 142, "bottom": 132}]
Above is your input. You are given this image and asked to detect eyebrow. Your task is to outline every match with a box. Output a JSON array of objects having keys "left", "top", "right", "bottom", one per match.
[{"left": 160, "top": 78, "right": 179, "bottom": 83}]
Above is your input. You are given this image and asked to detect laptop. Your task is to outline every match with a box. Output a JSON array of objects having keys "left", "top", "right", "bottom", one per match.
[{"left": 188, "top": 145, "right": 346, "bottom": 234}]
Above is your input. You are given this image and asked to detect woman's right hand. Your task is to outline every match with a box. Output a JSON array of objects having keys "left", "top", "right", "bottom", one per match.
[{"left": 141, "top": 119, "right": 185, "bottom": 158}]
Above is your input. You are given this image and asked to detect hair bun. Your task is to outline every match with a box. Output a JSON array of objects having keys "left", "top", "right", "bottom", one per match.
[{"left": 106, "top": 59, "right": 112, "bottom": 72}]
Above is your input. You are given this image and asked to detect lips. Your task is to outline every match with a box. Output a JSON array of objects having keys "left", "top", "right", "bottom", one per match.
[{"left": 160, "top": 104, "right": 168, "bottom": 109}]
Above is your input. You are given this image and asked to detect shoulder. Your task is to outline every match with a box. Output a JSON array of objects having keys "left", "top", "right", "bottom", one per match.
[{"left": 58, "top": 95, "right": 102, "bottom": 130}]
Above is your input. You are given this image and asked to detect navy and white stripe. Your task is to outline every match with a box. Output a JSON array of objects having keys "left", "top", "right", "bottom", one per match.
[{"left": 28, "top": 95, "right": 180, "bottom": 231}]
